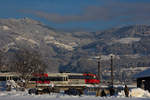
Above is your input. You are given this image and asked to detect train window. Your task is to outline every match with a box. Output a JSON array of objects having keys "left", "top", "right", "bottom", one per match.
[
  {"left": 68, "top": 75, "right": 86, "bottom": 79},
  {"left": 30, "top": 77, "right": 38, "bottom": 81},
  {"left": 44, "top": 77, "right": 65, "bottom": 81},
  {"left": 86, "top": 76, "right": 93, "bottom": 79},
  {"left": 30, "top": 77, "right": 66, "bottom": 81},
  {"left": 69, "top": 75, "right": 97, "bottom": 79},
  {"left": 12, "top": 76, "right": 20, "bottom": 81},
  {"left": 0, "top": 77, "right": 6, "bottom": 81}
]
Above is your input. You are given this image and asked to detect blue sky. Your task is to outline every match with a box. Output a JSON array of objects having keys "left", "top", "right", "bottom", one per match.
[{"left": 0, "top": 0, "right": 150, "bottom": 32}]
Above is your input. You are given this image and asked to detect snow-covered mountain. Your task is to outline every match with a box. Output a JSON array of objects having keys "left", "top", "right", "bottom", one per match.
[
  {"left": 0, "top": 18, "right": 95, "bottom": 72},
  {"left": 1, "top": 18, "right": 150, "bottom": 76}
]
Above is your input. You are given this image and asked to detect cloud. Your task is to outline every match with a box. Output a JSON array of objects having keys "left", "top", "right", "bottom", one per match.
[
  {"left": 20, "top": 1, "right": 150, "bottom": 24},
  {"left": 20, "top": 8, "right": 112, "bottom": 23}
]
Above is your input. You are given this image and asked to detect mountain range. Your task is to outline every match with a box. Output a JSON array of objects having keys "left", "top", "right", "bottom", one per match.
[{"left": 0, "top": 18, "right": 150, "bottom": 75}]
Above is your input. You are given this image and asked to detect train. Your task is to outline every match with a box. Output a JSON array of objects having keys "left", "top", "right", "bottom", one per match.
[
  {"left": 0, "top": 72, "right": 100, "bottom": 94},
  {"left": 32, "top": 73, "right": 100, "bottom": 85}
]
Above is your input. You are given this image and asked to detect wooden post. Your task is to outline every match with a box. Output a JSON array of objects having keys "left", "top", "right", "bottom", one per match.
[
  {"left": 98, "top": 55, "right": 101, "bottom": 81},
  {"left": 111, "top": 55, "right": 113, "bottom": 87}
]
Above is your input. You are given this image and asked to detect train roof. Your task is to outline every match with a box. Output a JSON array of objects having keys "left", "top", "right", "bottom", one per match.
[
  {"left": 0, "top": 72, "right": 18, "bottom": 76},
  {"left": 0, "top": 72, "right": 96, "bottom": 77},
  {"left": 46, "top": 73, "right": 83, "bottom": 76},
  {"left": 46, "top": 73, "right": 96, "bottom": 76},
  {"left": 133, "top": 68, "right": 150, "bottom": 79}
]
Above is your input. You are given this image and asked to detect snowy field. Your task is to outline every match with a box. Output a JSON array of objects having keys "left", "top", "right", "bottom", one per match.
[
  {"left": 0, "top": 96, "right": 150, "bottom": 100},
  {"left": 0, "top": 88, "right": 150, "bottom": 100},
  {"left": 0, "top": 94, "right": 149, "bottom": 100}
]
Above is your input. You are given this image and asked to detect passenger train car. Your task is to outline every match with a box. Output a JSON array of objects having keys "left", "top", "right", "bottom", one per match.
[
  {"left": 32, "top": 73, "right": 100, "bottom": 86},
  {"left": 0, "top": 72, "right": 100, "bottom": 89}
]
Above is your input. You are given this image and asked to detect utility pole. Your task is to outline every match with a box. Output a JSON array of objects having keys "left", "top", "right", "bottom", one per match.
[
  {"left": 98, "top": 55, "right": 101, "bottom": 81},
  {"left": 110, "top": 55, "right": 114, "bottom": 86}
]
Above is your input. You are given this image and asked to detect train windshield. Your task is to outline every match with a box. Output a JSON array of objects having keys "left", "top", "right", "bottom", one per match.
[{"left": 87, "top": 75, "right": 97, "bottom": 79}]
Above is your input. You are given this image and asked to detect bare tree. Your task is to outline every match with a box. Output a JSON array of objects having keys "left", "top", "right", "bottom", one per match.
[{"left": 10, "top": 48, "right": 47, "bottom": 87}]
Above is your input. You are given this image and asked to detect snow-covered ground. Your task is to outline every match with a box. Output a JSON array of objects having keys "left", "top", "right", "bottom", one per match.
[
  {"left": 1, "top": 81, "right": 150, "bottom": 100},
  {"left": 0, "top": 88, "right": 150, "bottom": 100}
]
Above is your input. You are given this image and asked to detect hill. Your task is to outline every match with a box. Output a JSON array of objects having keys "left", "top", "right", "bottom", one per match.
[{"left": 0, "top": 18, "right": 150, "bottom": 78}]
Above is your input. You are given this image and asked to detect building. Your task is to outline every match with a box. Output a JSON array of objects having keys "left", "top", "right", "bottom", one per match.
[
  {"left": 102, "top": 67, "right": 149, "bottom": 83},
  {"left": 134, "top": 68, "right": 150, "bottom": 92}
]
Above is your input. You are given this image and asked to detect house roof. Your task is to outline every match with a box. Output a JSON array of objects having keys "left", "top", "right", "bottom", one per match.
[{"left": 133, "top": 68, "right": 150, "bottom": 79}]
